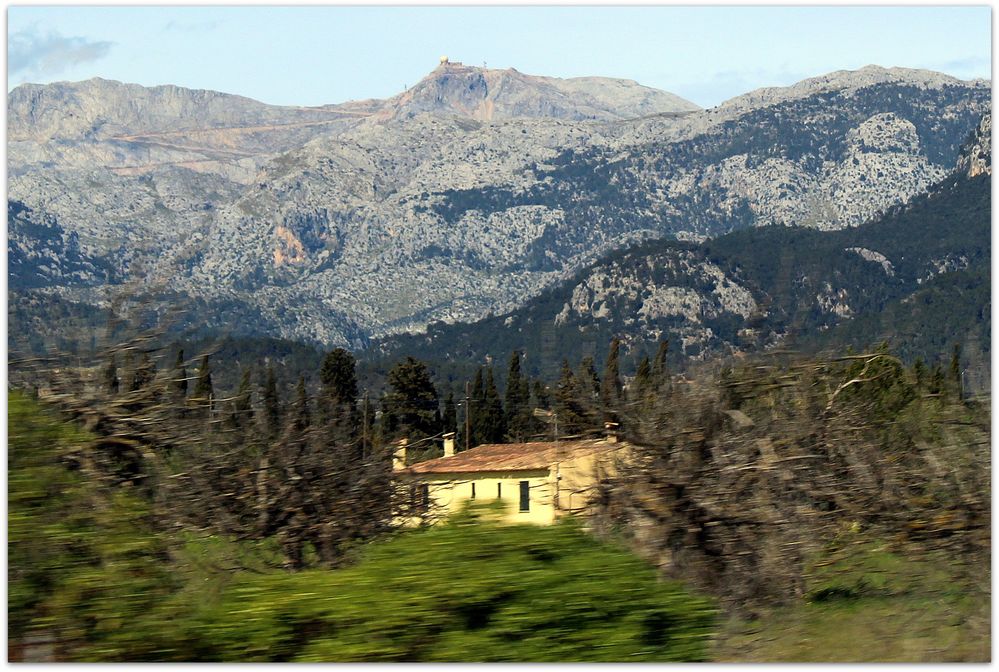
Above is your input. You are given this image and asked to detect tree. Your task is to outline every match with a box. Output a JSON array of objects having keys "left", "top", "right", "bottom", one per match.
[
  {"left": 232, "top": 367, "right": 254, "bottom": 429},
  {"left": 652, "top": 339, "right": 671, "bottom": 393},
  {"left": 192, "top": 354, "right": 214, "bottom": 414},
  {"left": 576, "top": 356, "right": 601, "bottom": 430},
  {"left": 600, "top": 337, "right": 623, "bottom": 424},
  {"left": 504, "top": 351, "right": 531, "bottom": 442},
  {"left": 482, "top": 367, "right": 506, "bottom": 443},
  {"left": 555, "top": 360, "right": 586, "bottom": 436},
  {"left": 320, "top": 348, "right": 358, "bottom": 406},
  {"left": 131, "top": 351, "right": 157, "bottom": 392},
  {"left": 171, "top": 348, "right": 188, "bottom": 401},
  {"left": 949, "top": 343, "right": 963, "bottom": 395},
  {"left": 262, "top": 365, "right": 281, "bottom": 439},
  {"left": 292, "top": 376, "right": 311, "bottom": 432},
  {"left": 103, "top": 352, "right": 119, "bottom": 395},
  {"left": 383, "top": 356, "right": 439, "bottom": 442},
  {"left": 470, "top": 368, "right": 485, "bottom": 447},
  {"left": 442, "top": 392, "right": 457, "bottom": 435},
  {"left": 633, "top": 355, "right": 653, "bottom": 405}
]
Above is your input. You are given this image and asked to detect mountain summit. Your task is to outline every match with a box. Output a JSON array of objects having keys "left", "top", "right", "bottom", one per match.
[{"left": 381, "top": 59, "right": 701, "bottom": 122}]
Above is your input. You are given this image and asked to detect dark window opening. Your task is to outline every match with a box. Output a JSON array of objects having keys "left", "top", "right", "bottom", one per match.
[
  {"left": 497, "top": 482, "right": 502, "bottom": 499},
  {"left": 471, "top": 482, "right": 476, "bottom": 499},
  {"left": 519, "top": 480, "right": 530, "bottom": 512}
]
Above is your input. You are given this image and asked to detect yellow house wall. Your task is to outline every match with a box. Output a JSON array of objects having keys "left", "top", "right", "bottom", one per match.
[
  {"left": 399, "top": 442, "right": 630, "bottom": 527},
  {"left": 553, "top": 443, "right": 627, "bottom": 518},
  {"left": 418, "top": 470, "right": 556, "bottom": 525}
]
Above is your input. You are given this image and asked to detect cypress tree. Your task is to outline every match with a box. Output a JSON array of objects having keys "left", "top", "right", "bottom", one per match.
[
  {"left": 103, "top": 352, "right": 119, "bottom": 395},
  {"left": 262, "top": 365, "right": 281, "bottom": 438},
  {"left": 443, "top": 392, "right": 458, "bottom": 434},
  {"left": 633, "top": 355, "right": 653, "bottom": 403},
  {"left": 600, "top": 337, "right": 623, "bottom": 423},
  {"left": 193, "top": 354, "right": 214, "bottom": 413},
  {"left": 504, "top": 351, "right": 530, "bottom": 442},
  {"left": 483, "top": 367, "right": 506, "bottom": 443},
  {"left": 131, "top": 351, "right": 157, "bottom": 391},
  {"left": 652, "top": 339, "right": 670, "bottom": 392},
  {"left": 950, "top": 343, "right": 963, "bottom": 392},
  {"left": 532, "top": 379, "right": 551, "bottom": 410},
  {"left": 577, "top": 356, "right": 601, "bottom": 428},
  {"left": 233, "top": 367, "right": 254, "bottom": 427},
  {"left": 555, "top": 360, "right": 586, "bottom": 436},
  {"left": 292, "top": 375, "right": 311, "bottom": 432},
  {"left": 913, "top": 357, "right": 927, "bottom": 388},
  {"left": 470, "top": 367, "right": 485, "bottom": 446},
  {"left": 172, "top": 349, "right": 188, "bottom": 400}
]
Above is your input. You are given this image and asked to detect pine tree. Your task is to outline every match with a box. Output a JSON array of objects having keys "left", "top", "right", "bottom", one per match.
[
  {"left": 320, "top": 348, "right": 359, "bottom": 440},
  {"left": 320, "top": 348, "right": 358, "bottom": 406},
  {"left": 383, "top": 356, "right": 440, "bottom": 442},
  {"left": 103, "top": 352, "right": 119, "bottom": 395},
  {"left": 601, "top": 337, "right": 623, "bottom": 424}
]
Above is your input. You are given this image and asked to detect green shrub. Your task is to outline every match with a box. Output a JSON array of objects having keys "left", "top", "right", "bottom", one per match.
[{"left": 181, "top": 506, "right": 716, "bottom": 662}]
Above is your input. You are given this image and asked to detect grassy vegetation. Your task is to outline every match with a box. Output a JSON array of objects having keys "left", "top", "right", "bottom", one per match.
[{"left": 713, "top": 538, "right": 990, "bottom": 662}]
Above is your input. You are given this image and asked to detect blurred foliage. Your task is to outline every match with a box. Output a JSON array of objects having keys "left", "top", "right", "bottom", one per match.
[
  {"left": 166, "top": 507, "right": 716, "bottom": 662},
  {"left": 715, "top": 538, "right": 990, "bottom": 662},
  {"left": 8, "top": 391, "right": 179, "bottom": 660},
  {"left": 603, "top": 347, "right": 990, "bottom": 616}
]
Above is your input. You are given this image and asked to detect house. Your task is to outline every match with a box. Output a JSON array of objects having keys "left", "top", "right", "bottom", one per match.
[{"left": 393, "top": 429, "right": 628, "bottom": 525}]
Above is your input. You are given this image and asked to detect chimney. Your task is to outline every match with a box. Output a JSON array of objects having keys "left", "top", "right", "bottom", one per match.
[
  {"left": 443, "top": 432, "right": 456, "bottom": 458},
  {"left": 604, "top": 421, "right": 620, "bottom": 444},
  {"left": 392, "top": 437, "right": 409, "bottom": 471}
]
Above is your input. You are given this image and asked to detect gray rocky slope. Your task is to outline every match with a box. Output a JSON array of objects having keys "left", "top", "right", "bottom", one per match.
[{"left": 7, "top": 62, "right": 990, "bottom": 347}]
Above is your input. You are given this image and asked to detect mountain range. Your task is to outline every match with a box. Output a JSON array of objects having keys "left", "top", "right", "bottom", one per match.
[{"left": 7, "top": 61, "right": 991, "bottom": 364}]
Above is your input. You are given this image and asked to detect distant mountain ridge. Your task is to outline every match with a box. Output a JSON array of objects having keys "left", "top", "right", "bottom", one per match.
[{"left": 7, "top": 64, "right": 991, "bottom": 351}]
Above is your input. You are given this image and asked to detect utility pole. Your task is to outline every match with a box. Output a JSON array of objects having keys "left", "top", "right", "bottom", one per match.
[{"left": 465, "top": 380, "right": 472, "bottom": 452}]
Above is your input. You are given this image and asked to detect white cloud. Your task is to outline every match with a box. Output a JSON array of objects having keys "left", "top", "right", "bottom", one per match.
[{"left": 8, "top": 27, "right": 113, "bottom": 81}]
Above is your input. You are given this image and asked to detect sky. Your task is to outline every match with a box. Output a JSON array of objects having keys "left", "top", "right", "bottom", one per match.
[{"left": 6, "top": 5, "right": 993, "bottom": 108}]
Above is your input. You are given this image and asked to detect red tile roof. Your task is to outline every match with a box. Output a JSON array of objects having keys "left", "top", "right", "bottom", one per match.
[{"left": 404, "top": 438, "right": 612, "bottom": 474}]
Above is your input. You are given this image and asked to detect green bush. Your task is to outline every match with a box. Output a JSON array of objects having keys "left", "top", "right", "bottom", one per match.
[
  {"left": 179, "top": 506, "right": 716, "bottom": 662},
  {"left": 8, "top": 391, "right": 178, "bottom": 660}
]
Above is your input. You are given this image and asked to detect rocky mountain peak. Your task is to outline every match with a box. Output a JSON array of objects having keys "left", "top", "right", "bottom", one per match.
[
  {"left": 381, "top": 61, "right": 699, "bottom": 122},
  {"left": 719, "top": 64, "right": 990, "bottom": 113}
]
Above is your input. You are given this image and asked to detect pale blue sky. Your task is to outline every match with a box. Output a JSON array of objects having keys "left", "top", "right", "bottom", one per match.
[{"left": 7, "top": 5, "right": 992, "bottom": 108}]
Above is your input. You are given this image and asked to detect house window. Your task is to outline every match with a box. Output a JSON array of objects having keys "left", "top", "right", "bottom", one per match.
[
  {"left": 471, "top": 482, "right": 476, "bottom": 499},
  {"left": 497, "top": 482, "right": 502, "bottom": 499},
  {"left": 519, "top": 480, "right": 530, "bottom": 512}
]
